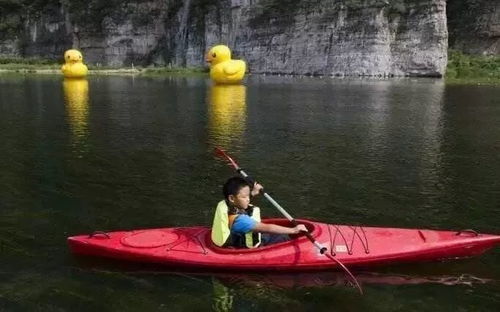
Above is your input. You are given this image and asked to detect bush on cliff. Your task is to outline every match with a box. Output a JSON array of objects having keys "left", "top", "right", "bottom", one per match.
[{"left": 447, "top": 50, "right": 500, "bottom": 80}]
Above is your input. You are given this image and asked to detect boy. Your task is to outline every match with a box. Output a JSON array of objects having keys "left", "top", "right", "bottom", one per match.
[{"left": 211, "top": 176, "right": 307, "bottom": 248}]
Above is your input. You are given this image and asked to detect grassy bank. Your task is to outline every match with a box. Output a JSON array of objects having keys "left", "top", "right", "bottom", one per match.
[
  {"left": 0, "top": 57, "right": 60, "bottom": 71},
  {"left": 446, "top": 50, "right": 500, "bottom": 84},
  {"left": 0, "top": 57, "right": 207, "bottom": 76},
  {"left": 141, "top": 66, "right": 207, "bottom": 76}
]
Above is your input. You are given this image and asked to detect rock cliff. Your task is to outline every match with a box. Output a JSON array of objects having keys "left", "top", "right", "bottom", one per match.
[{"left": 0, "top": 0, "right": 493, "bottom": 77}]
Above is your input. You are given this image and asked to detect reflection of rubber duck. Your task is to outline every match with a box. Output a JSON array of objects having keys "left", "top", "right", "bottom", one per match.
[
  {"left": 63, "top": 78, "right": 89, "bottom": 144},
  {"left": 208, "top": 84, "right": 246, "bottom": 145},
  {"left": 206, "top": 45, "right": 246, "bottom": 84},
  {"left": 61, "top": 49, "right": 88, "bottom": 78}
]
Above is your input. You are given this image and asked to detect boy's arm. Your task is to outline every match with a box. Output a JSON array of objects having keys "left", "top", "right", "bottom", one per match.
[
  {"left": 253, "top": 222, "right": 307, "bottom": 235},
  {"left": 232, "top": 215, "right": 308, "bottom": 235}
]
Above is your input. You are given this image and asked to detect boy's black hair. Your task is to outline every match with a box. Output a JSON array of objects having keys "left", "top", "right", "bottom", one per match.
[{"left": 223, "top": 176, "right": 251, "bottom": 200}]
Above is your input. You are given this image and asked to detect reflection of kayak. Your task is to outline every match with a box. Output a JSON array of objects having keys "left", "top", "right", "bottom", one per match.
[{"left": 68, "top": 219, "right": 500, "bottom": 271}]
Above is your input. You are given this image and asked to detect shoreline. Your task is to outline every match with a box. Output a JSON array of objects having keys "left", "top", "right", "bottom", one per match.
[
  {"left": 1, "top": 54, "right": 499, "bottom": 84},
  {"left": 1, "top": 68, "right": 498, "bottom": 85},
  {"left": 0, "top": 68, "right": 140, "bottom": 74},
  {"left": 0, "top": 67, "right": 205, "bottom": 75}
]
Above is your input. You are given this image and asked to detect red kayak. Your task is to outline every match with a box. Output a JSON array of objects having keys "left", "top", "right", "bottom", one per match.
[{"left": 67, "top": 219, "right": 500, "bottom": 272}]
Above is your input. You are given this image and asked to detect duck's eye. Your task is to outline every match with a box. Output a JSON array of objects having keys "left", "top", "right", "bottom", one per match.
[{"left": 212, "top": 53, "right": 216, "bottom": 58}]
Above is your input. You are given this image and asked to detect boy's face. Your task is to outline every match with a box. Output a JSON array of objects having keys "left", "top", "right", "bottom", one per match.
[{"left": 228, "top": 186, "right": 251, "bottom": 210}]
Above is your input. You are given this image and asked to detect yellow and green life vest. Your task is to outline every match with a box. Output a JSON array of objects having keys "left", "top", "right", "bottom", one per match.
[{"left": 211, "top": 200, "right": 261, "bottom": 248}]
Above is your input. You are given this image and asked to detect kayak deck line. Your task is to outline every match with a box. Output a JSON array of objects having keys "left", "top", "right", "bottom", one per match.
[
  {"left": 328, "top": 224, "right": 370, "bottom": 256},
  {"left": 164, "top": 228, "right": 208, "bottom": 255},
  {"left": 68, "top": 219, "right": 500, "bottom": 272}
]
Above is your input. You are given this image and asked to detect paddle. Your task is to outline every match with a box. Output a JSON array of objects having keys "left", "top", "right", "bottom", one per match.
[{"left": 214, "top": 147, "right": 363, "bottom": 294}]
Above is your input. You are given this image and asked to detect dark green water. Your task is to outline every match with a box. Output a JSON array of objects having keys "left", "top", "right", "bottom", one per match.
[{"left": 0, "top": 74, "right": 499, "bottom": 311}]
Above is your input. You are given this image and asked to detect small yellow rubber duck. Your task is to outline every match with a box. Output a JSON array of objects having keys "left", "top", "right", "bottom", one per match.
[
  {"left": 61, "top": 49, "right": 88, "bottom": 78},
  {"left": 206, "top": 45, "right": 246, "bottom": 84}
]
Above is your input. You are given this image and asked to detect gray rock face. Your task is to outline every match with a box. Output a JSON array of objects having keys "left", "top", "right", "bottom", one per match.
[
  {"left": 228, "top": 0, "right": 448, "bottom": 76},
  {"left": 0, "top": 39, "right": 19, "bottom": 57},
  {"left": 448, "top": 0, "right": 500, "bottom": 55},
  {"left": 1, "top": 0, "right": 450, "bottom": 76},
  {"left": 73, "top": 1, "right": 169, "bottom": 67}
]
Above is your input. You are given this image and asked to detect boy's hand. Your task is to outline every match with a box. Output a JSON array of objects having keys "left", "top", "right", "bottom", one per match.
[
  {"left": 251, "top": 182, "right": 264, "bottom": 196},
  {"left": 293, "top": 224, "right": 308, "bottom": 234}
]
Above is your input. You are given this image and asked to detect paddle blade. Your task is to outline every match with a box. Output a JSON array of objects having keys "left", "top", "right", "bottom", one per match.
[
  {"left": 325, "top": 253, "right": 363, "bottom": 295},
  {"left": 214, "top": 147, "right": 228, "bottom": 159},
  {"left": 214, "top": 147, "right": 240, "bottom": 170}
]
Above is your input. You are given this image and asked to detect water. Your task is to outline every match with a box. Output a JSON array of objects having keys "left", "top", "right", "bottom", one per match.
[{"left": 0, "top": 74, "right": 499, "bottom": 311}]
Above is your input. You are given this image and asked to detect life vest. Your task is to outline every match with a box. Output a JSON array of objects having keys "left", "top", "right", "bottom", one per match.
[{"left": 211, "top": 200, "right": 261, "bottom": 248}]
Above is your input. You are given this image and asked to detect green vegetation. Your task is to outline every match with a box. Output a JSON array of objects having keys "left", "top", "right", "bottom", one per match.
[
  {"left": 0, "top": 57, "right": 59, "bottom": 71},
  {"left": 0, "top": 56, "right": 58, "bottom": 65},
  {"left": 0, "top": 58, "right": 208, "bottom": 76},
  {"left": 446, "top": 50, "right": 500, "bottom": 84},
  {"left": 142, "top": 66, "right": 207, "bottom": 75}
]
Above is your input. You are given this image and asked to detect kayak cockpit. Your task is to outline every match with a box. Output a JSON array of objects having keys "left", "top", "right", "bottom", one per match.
[{"left": 207, "top": 218, "right": 320, "bottom": 254}]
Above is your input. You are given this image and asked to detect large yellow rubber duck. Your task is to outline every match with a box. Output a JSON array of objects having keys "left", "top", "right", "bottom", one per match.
[
  {"left": 206, "top": 45, "right": 246, "bottom": 84},
  {"left": 61, "top": 49, "right": 88, "bottom": 78}
]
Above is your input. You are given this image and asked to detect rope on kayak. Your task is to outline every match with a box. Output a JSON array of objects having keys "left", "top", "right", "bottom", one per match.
[
  {"left": 165, "top": 229, "right": 208, "bottom": 255},
  {"left": 349, "top": 226, "right": 370, "bottom": 254},
  {"left": 328, "top": 225, "right": 369, "bottom": 256},
  {"left": 331, "top": 226, "right": 352, "bottom": 255},
  {"left": 327, "top": 224, "right": 336, "bottom": 256}
]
